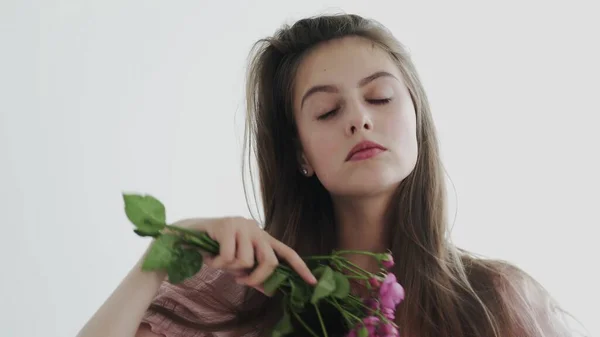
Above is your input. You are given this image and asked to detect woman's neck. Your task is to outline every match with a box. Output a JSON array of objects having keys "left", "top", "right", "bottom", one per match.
[{"left": 333, "top": 193, "right": 392, "bottom": 273}]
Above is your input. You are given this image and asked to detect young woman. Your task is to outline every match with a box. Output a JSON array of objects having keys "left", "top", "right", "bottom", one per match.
[{"left": 78, "top": 13, "right": 575, "bottom": 337}]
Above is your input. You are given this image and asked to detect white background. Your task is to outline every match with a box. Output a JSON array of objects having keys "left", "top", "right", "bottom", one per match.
[{"left": 1, "top": 1, "right": 598, "bottom": 336}]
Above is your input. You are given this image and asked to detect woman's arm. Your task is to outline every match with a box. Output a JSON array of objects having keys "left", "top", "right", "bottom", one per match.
[{"left": 77, "top": 244, "right": 167, "bottom": 337}]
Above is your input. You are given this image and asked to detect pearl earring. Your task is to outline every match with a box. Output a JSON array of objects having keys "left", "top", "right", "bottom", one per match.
[{"left": 301, "top": 167, "right": 309, "bottom": 176}]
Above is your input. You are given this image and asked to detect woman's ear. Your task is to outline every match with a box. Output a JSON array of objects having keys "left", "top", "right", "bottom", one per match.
[
  {"left": 295, "top": 138, "right": 314, "bottom": 177},
  {"left": 298, "top": 152, "right": 314, "bottom": 177}
]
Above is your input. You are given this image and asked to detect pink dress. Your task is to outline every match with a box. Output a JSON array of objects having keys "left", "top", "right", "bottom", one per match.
[{"left": 142, "top": 265, "right": 260, "bottom": 337}]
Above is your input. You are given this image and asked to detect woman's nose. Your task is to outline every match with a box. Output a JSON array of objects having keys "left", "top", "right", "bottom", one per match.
[{"left": 346, "top": 102, "right": 373, "bottom": 136}]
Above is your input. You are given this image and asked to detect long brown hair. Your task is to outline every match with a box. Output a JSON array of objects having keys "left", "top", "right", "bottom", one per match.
[{"left": 151, "top": 13, "right": 578, "bottom": 337}]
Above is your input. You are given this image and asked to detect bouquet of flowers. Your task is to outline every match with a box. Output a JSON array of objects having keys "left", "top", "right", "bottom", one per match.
[{"left": 124, "top": 193, "right": 405, "bottom": 337}]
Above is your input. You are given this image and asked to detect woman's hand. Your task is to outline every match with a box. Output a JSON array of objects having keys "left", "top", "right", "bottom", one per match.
[{"left": 173, "top": 217, "right": 317, "bottom": 290}]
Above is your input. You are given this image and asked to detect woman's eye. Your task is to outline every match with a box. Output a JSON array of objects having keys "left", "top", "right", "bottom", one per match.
[
  {"left": 316, "top": 98, "right": 390, "bottom": 120},
  {"left": 317, "top": 109, "right": 338, "bottom": 120},
  {"left": 367, "top": 98, "right": 392, "bottom": 105}
]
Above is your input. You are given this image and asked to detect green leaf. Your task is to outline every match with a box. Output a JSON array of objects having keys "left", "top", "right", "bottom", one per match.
[
  {"left": 331, "top": 271, "right": 351, "bottom": 299},
  {"left": 141, "top": 234, "right": 179, "bottom": 271},
  {"left": 311, "top": 265, "right": 326, "bottom": 278},
  {"left": 133, "top": 229, "right": 160, "bottom": 238},
  {"left": 271, "top": 310, "right": 293, "bottom": 337},
  {"left": 310, "top": 266, "right": 336, "bottom": 304},
  {"left": 289, "top": 281, "right": 309, "bottom": 310},
  {"left": 167, "top": 247, "right": 203, "bottom": 284},
  {"left": 263, "top": 270, "right": 288, "bottom": 296},
  {"left": 123, "top": 193, "right": 167, "bottom": 232}
]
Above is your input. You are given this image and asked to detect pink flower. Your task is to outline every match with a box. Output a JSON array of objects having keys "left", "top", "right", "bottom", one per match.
[
  {"left": 358, "top": 316, "right": 379, "bottom": 336},
  {"left": 382, "top": 307, "right": 395, "bottom": 320},
  {"left": 347, "top": 316, "right": 381, "bottom": 337},
  {"left": 381, "top": 253, "right": 395, "bottom": 269},
  {"left": 378, "top": 323, "right": 400, "bottom": 337},
  {"left": 368, "top": 277, "right": 381, "bottom": 288},
  {"left": 378, "top": 273, "right": 405, "bottom": 310},
  {"left": 363, "top": 316, "right": 380, "bottom": 326}
]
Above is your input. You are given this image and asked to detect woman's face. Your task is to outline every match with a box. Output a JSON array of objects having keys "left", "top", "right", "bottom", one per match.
[{"left": 293, "top": 36, "right": 418, "bottom": 198}]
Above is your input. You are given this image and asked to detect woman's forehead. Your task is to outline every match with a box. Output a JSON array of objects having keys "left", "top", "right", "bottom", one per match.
[{"left": 293, "top": 37, "right": 402, "bottom": 100}]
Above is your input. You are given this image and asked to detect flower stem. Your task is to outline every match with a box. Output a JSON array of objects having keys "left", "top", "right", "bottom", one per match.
[
  {"left": 349, "top": 296, "right": 372, "bottom": 311},
  {"left": 167, "top": 225, "right": 299, "bottom": 284},
  {"left": 334, "top": 250, "right": 381, "bottom": 258},
  {"left": 346, "top": 296, "right": 392, "bottom": 323},
  {"left": 343, "top": 260, "right": 377, "bottom": 278},
  {"left": 302, "top": 255, "right": 338, "bottom": 261},
  {"left": 166, "top": 224, "right": 200, "bottom": 237},
  {"left": 329, "top": 298, "right": 357, "bottom": 327},
  {"left": 167, "top": 225, "right": 219, "bottom": 253},
  {"left": 291, "top": 310, "right": 320, "bottom": 337},
  {"left": 345, "top": 275, "right": 369, "bottom": 280},
  {"left": 338, "top": 260, "right": 371, "bottom": 279},
  {"left": 314, "top": 304, "right": 328, "bottom": 337}
]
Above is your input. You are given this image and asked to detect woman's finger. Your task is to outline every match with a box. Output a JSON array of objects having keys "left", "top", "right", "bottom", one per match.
[
  {"left": 209, "top": 224, "right": 236, "bottom": 268},
  {"left": 230, "top": 228, "right": 255, "bottom": 270},
  {"left": 237, "top": 238, "right": 279, "bottom": 287},
  {"left": 252, "top": 284, "right": 267, "bottom": 296},
  {"left": 269, "top": 237, "right": 317, "bottom": 285}
]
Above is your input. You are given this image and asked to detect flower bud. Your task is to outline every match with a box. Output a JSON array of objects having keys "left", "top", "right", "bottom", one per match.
[
  {"left": 368, "top": 277, "right": 381, "bottom": 288},
  {"left": 381, "top": 253, "right": 395, "bottom": 269}
]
